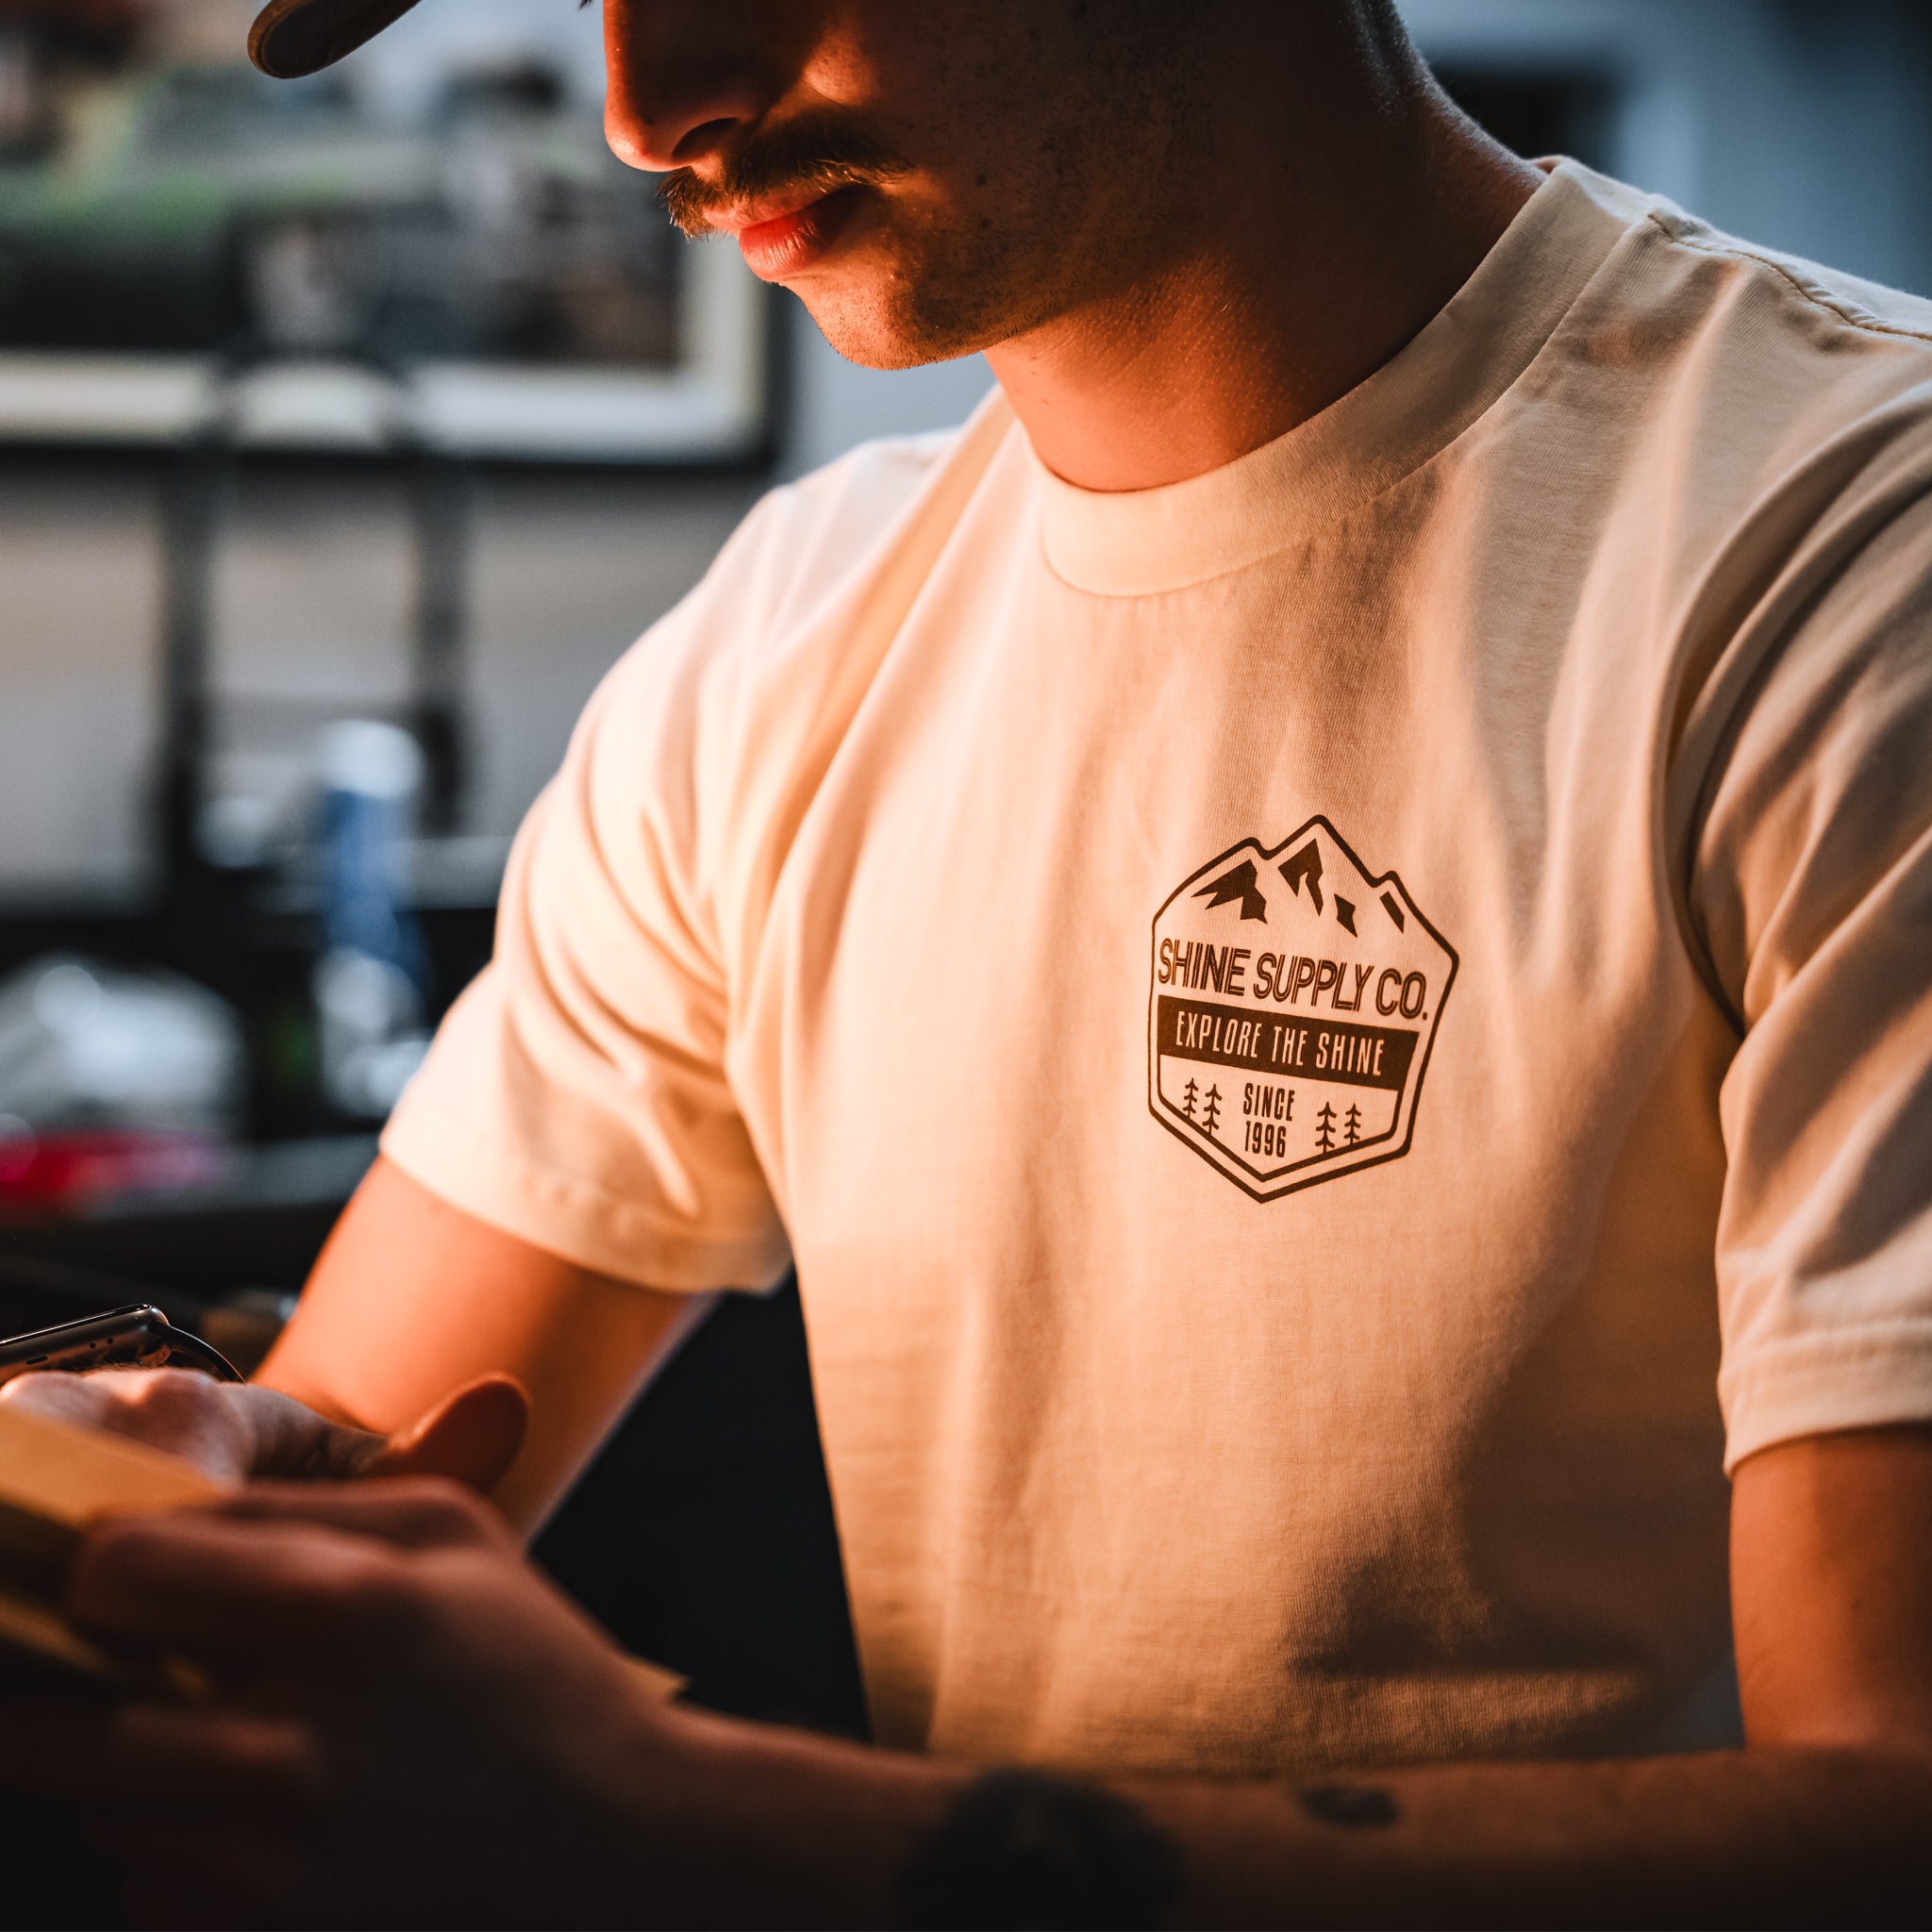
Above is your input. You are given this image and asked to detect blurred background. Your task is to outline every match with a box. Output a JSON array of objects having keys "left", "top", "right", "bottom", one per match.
[{"left": 0, "top": 0, "right": 1925, "bottom": 1732}]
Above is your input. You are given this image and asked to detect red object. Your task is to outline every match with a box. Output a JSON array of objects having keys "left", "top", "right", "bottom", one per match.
[{"left": 0, "top": 1129, "right": 225, "bottom": 1212}]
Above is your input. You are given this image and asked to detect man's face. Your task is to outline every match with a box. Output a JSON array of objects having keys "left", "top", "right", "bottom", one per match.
[{"left": 603, "top": 0, "right": 1200, "bottom": 370}]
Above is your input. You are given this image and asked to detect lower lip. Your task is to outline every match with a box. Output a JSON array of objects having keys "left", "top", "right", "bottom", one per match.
[{"left": 731, "top": 187, "right": 866, "bottom": 281}]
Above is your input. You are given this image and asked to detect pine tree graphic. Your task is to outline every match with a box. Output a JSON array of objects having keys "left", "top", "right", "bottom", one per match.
[
  {"left": 1201, "top": 1085, "right": 1224, "bottom": 1137},
  {"left": 1343, "top": 1103, "right": 1362, "bottom": 1146},
  {"left": 1180, "top": 1078, "right": 1200, "bottom": 1121},
  {"left": 1315, "top": 1101, "right": 1338, "bottom": 1153}
]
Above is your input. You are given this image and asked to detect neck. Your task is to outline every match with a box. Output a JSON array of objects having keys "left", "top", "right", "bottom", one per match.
[{"left": 986, "top": 34, "right": 1542, "bottom": 494}]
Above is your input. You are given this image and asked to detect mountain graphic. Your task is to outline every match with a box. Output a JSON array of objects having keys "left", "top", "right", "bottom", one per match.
[
  {"left": 1152, "top": 816, "right": 1461, "bottom": 1200},
  {"left": 1194, "top": 859, "right": 1268, "bottom": 922},
  {"left": 1278, "top": 839, "right": 1324, "bottom": 912}
]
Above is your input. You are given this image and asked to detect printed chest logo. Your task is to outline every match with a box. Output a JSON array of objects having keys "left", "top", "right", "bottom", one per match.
[{"left": 1149, "top": 818, "right": 1457, "bottom": 1200}]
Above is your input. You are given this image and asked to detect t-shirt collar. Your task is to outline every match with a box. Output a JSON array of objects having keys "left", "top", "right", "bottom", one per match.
[{"left": 1033, "top": 159, "right": 1642, "bottom": 596}]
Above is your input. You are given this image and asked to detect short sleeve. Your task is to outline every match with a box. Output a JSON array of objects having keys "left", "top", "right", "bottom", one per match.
[
  {"left": 378, "top": 413, "right": 988, "bottom": 1292},
  {"left": 381, "top": 515, "right": 792, "bottom": 1295},
  {"left": 1695, "top": 489, "right": 1932, "bottom": 1469}
]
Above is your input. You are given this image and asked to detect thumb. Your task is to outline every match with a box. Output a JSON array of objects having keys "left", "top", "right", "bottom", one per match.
[{"left": 369, "top": 1374, "right": 529, "bottom": 1492}]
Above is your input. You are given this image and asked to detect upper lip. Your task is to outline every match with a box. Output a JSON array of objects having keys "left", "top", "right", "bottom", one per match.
[{"left": 704, "top": 184, "right": 843, "bottom": 236}]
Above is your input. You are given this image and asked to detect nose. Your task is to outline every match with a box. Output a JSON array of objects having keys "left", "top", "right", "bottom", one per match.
[{"left": 603, "top": 0, "right": 774, "bottom": 173}]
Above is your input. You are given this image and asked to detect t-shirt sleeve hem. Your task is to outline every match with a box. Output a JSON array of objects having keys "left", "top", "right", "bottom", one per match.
[
  {"left": 378, "top": 1095, "right": 791, "bottom": 1296},
  {"left": 1719, "top": 1322, "right": 1932, "bottom": 1473}
]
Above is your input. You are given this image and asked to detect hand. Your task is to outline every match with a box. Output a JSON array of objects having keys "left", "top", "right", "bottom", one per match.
[
  {"left": 0, "top": 1366, "right": 528, "bottom": 1491},
  {"left": 0, "top": 1480, "right": 694, "bottom": 1928}
]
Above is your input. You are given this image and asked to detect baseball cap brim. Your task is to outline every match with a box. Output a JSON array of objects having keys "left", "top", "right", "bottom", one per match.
[{"left": 249, "top": 0, "right": 426, "bottom": 79}]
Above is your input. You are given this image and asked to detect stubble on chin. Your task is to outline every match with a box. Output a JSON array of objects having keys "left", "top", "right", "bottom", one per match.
[{"left": 789, "top": 191, "right": 1091, "bottom": 373}]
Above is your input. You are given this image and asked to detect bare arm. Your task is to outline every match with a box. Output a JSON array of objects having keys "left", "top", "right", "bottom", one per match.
[
  {"left": 21, "top": 1424, "right": 1932, "bottom": 1925},
  {"left": 260, "top": 1156, "right": 704, "bottom": 1532},
  {"left": 659, "top": 1426, "right": 1932, "bottom": 1925},
  {"left": 0, "top": 1157, "right": 701, "bottom": 1535},
  {"left": 1125, "top": 1432, "right": 1932, "bottom": 1924}
]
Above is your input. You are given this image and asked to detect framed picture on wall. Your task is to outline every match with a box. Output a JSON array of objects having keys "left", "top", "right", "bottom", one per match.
[{"left": 0, "top": 0, "right": 771, "bottom": 463}]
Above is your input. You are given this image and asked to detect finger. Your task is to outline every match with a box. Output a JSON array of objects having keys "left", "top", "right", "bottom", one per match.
[
  {"left": 0, "top": 1368, "right": 253, "bottom": 1484},
  {"left": 0, "top": 1371, "right": 94, "bottom": 1416},
  {"left": 0, "top": 1700, "right": 314, "bottom": 1811},
  {"left": 66, "top": 1512, "right": 420, "bottom": 1666},
  {"left": 218, "top": 1475, "right": 514, "bottom": 1552},
  {"left": 240, "top": 1386, "right": 391, "bottom": 1483},
  {"left": 369, "top": 1374, "right": 529, "bottom": 1493}
]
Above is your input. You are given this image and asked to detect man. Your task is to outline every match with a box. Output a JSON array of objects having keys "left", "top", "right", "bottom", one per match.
[{"left": 4, "top": 0, "right": 1931, "bottom": 1922}]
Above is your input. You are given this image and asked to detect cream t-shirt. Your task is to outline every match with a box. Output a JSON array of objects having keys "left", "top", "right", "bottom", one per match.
[{"left": 386, "top": 162, "right": 1932, "bottom": 1776}]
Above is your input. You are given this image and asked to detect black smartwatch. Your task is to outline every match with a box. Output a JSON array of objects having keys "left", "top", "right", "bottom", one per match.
[
  {"left": 0, "top": 1304, "right": 242, "bottom": 1387},
  {"left": 892, "top": 1767, "right": 1181, "bottom": 1930}
]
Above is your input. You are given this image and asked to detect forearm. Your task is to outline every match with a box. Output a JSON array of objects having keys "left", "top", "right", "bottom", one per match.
[
  {"left": 652, "top": 1716, "right": 1932, "bottom": 1929},
  {"left": 637, "top": 1705, "right": 966, "bottom": 1927},
  {"left": 1139, "top": 1747, "right": 1932, "bottom": 1928},
  {"left": 260, "top": 1157, "right": 699, "bottom": 1529}
]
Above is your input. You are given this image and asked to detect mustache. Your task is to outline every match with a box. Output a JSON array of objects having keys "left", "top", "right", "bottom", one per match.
[{"left": 658, "top": 118, "right": 910, "bottom": 236}]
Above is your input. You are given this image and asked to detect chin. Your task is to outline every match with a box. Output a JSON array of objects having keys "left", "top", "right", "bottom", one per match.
[
  {"left": 796, "top": 261, "right": 1008, "bottom": 374},
  {"left": 799, "top": 295, "right": 954, "bottom": 373}
]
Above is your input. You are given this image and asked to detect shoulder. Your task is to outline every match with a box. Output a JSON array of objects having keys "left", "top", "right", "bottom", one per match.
[
  {"left": 696, "top": 394, "right": 1014, "bottom": 658},
  {"left": 1565, "top": 161, "right": 1932, "bottom": 369},
  {"left": 1634, "top": 194, "right": 1932, "bottom": 358},
  {"left": 595, "top": 391, "right": 1015, "bottom": 734},
  {"left": 749, "top": 422, "right": 988, "bottom": 610},
  {"left": 550, "top": 391, "right": 1022, "bottom": 937},
  {"left": 1554, "top": 163, "right": 1932, "bottom": 475},
  {"left": 1546, "top": 169, "right": 1932, "bottom": 687}
]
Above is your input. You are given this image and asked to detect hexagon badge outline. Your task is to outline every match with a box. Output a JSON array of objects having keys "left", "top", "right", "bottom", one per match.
[{"left": 1146, "top": 815, "right": 1458, "bottom": 1202}]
